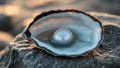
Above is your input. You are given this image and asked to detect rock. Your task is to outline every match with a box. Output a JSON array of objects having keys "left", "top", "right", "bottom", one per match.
[
  {"left": 0, "top": 31, "right": 13, "bottom": 51},
  {"left": 0, "top": 47, "right": 10, "bottom": 68},
  {"left": 0, "top": 12, "right": 120, "bottom": 68},
  {"left": 0, "top": 31, "right": 13, "bottom": 68}
]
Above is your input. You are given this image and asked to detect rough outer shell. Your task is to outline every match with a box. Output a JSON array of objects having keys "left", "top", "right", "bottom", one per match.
[{"left": 23, "top": 9, "right": 103, "bottom": 57}]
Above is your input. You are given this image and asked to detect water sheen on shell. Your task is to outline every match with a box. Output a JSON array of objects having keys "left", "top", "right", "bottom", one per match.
[{"left": 23, "top": 9, "right": 103, "bottom": 57}]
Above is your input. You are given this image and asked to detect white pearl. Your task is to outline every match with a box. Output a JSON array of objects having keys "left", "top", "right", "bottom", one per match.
[{"left": 52, "top": 28, "right": 74, "bottom": 45}]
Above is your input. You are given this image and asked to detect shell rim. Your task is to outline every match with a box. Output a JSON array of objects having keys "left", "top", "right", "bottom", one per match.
[{"left": 23, "top": 9, "right": 104, "bottom": 57}]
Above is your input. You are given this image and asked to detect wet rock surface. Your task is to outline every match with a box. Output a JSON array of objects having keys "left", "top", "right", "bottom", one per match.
[{"left": 0, "top": 12, "right": 120, "bottom": 68}]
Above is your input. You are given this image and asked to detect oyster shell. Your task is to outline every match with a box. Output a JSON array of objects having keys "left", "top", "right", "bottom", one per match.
[{"left": 23, "top": 9, "right": 103, "bottom": 57}]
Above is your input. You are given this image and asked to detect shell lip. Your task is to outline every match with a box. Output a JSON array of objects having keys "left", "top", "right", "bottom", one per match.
[{"left": 23, "top": 9, "right": 104, "bottom": 57}]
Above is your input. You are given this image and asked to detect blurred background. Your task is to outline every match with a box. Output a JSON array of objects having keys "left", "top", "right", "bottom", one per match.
[{"left": 0, "top": 0, "right": 120, "bottom": 51}]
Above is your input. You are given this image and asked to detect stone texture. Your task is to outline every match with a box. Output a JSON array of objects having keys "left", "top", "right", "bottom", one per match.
[
  {"left": 0, "top": 12, "right": 120, "bottom": 68},
  {"left": 0, "top": 47, "right": 10, "bottom": 68}
]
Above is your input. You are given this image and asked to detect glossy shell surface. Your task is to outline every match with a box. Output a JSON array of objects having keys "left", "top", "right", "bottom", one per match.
[{"left": 23, "top": 9, "right": 103, "bottom": 57}]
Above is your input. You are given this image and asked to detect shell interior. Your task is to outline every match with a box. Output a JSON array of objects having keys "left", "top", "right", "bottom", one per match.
[{"left": 24, "top": 10, "right": 103, "bottom": 57}]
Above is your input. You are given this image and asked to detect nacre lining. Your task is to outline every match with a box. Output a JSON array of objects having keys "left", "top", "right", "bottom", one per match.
[{"left": 24, "top": 10, "right": 103, "bottom": 56}]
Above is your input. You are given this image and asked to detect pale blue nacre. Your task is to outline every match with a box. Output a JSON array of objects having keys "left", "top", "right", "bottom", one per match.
[{"left": 28, "top": 12, "right": 102, "bottom": 56}]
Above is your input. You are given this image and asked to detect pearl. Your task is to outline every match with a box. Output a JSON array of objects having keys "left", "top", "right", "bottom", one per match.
[{"left": 52, "top": 28, "right": 74, "bottom": 45}]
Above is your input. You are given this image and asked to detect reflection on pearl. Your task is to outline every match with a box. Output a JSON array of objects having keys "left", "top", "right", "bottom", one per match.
[{"left": 52, "top": 28, "right": 74, "bottom": 45}]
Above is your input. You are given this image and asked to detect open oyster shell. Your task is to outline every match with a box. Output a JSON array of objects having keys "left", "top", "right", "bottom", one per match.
[{"left": 23, "top": 9, "right": 103, "bottom": 57}]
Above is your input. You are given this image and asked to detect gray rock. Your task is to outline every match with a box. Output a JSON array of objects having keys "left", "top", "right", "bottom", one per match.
[{"left": 0, "top": 12, "right": 120, "bottom": 68}]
